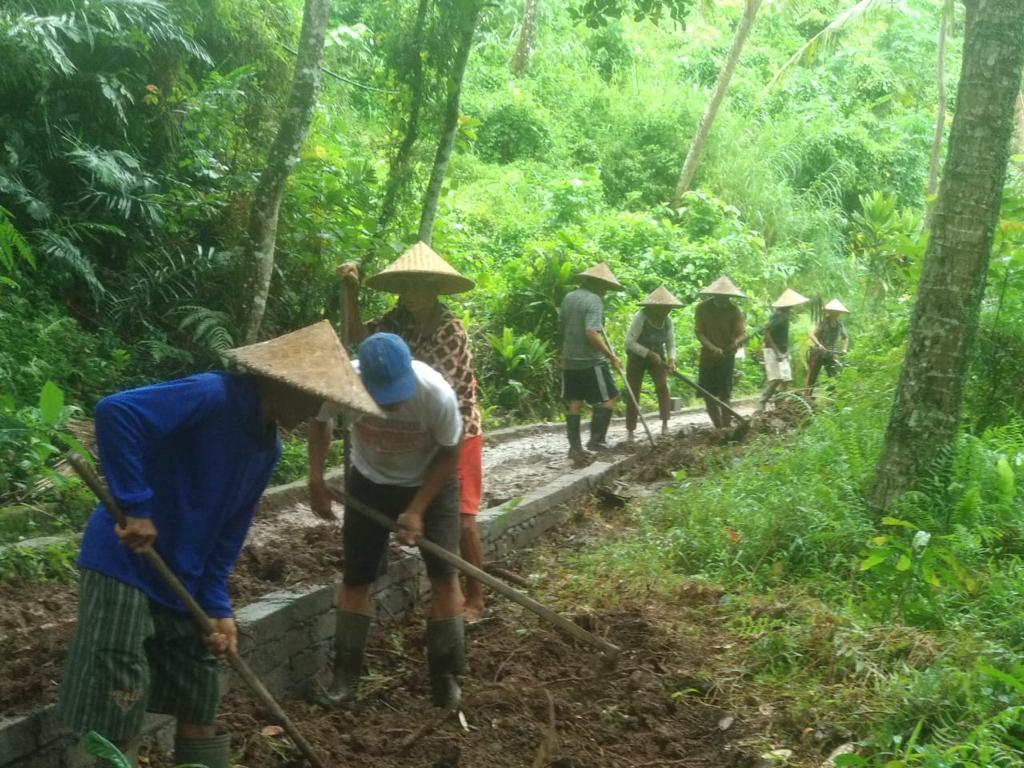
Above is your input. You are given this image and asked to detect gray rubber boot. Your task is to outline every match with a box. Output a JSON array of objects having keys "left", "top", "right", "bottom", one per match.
[
  {"left": 426, "top": 617, "right": 465, "bottom": 707},
  {"left": 586, "top": 406, "right": 614, "bottom": 450},
  {"left": 315, "top": 611, "right": 370, "bottom": 708},
  {"left": 173, "top": 733, "right": 230, "bottom": 768}
]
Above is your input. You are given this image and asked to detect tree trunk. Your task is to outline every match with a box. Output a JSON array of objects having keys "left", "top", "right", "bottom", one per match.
[
  {"left": 374, "top": 0, "right": 431, "bottom": 238},
  {"left": 242, "top": 0, "right": 330, "bottom": 343},
  {"left": 417, "top": 0, "right": 482, "bottom": 245},
  {"left": 670, "top": 0, "right": 761, "bottom": 207},
  {"left": 1015, "top": 92, "right": 1024, "bottom": 154},
  {"left": 870, "top": 0, "right": 1024, "bottom": 511},
  {"left": 510, "top": 0, "right": 538, "bottom": 77},
  {"left": 925, "top": 11, "right": 947, "bottom": 200}
]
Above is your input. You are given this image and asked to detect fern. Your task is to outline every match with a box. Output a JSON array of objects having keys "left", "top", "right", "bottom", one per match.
[
  {"left": 0, "top": 206, "right": 34, "bottom": 273},
  {"left": 177, "top": 306, "right": 234, "bottom": 354}
]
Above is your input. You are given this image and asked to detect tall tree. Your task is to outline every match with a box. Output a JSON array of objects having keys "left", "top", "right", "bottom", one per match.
[
  {"left": 375, "top": 0, "right": 432, "bottom": 238},
  {"left": 670, "top": 0, "right": 762, "bottom": 206},
  {"left": 510, "top": 0, "right": 539, "bottom": 76},
  {"left": 870, "top": 0, "right": 1024, "bottom": 510},
  {"left": 417, "top": 0, "right": 483, "bottom": 245},
  {"left": 242, "top": 0, "right": 330, "bottom": 343},
  {"left": 925, "top": 3, "right": 952, "bottom": 200}
]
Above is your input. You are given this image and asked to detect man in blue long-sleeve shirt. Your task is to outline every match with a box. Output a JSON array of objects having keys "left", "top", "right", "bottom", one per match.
[{"left": 57, "top": 321, "right": 379, "bottom": 768}]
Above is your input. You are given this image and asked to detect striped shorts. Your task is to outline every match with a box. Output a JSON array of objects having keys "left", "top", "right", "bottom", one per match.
[{"left": 57, "top": 570, "right": 221, "bottom": 741}]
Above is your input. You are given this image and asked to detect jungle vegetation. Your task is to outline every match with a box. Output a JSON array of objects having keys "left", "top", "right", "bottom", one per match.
[{"left": 1, "top": 0, "right": 1023, "bottom": 764}]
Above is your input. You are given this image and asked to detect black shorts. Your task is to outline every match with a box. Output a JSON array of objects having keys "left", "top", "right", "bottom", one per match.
[
  {"left": 343, "top": 468, "right": 460, "bottom": 586},
  {"left": 698, "top": 356, "right": 735, "bottom": 400},
  {"left": 561, "top": 363, "right": 619, "bottom": 405}
]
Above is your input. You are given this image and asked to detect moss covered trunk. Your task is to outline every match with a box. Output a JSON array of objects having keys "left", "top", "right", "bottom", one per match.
[{"left": 870, "top": 0, "right": 1024, "bottom": 510}]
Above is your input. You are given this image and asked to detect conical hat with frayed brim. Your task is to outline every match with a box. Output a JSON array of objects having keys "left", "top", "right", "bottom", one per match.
[
  {"left": 574, "top": 262, "right": 624, "bottom": 291},
  {"left": 364, "top": 241, "right": 474, "bottom": 295},
  {"left": 824, "top": 298, "right": 851, "bottom": 314},
  {"left": 700, "top": 275, "right": 746, "bottom": 298},
  {"left": 225, "top": 321, "right": 382, "bottom": 417},
  {"left": 640, "top": 285, "right": 684, "bottom": 308},
  {"left": 772, "top": 288, "right": 810, "bottom": 309}
]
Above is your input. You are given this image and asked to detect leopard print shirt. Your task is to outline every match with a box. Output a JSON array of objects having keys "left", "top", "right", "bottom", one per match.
[{"left": 367, "top": 305, "right": 482, "bottom": 438}]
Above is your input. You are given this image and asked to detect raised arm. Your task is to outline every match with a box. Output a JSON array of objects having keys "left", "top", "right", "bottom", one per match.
[{"left": 337, "top": 261, "right": 370, "bottom": 347}]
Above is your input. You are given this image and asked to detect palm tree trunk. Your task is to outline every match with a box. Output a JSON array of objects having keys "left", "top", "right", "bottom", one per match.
[
  {"left": 418, "top": 0, "right": 482, "bottom": 245},
  {"left": 870, "top": 0, "right": 1024, "bottom": 511},
  {"left": 510, "top": 0, "right": 538, "bottom": 77},
  {"left": 1015, "top": 92, "right": 1024, "bottom": 154},
  {"left": 925, "top": 11, "right": 948, "bottom": 199},
  {"left": 242, "top": 0, "right": 330, "bottom": 343},
  {"left": 671, "top": 0, "right": 761, "bottom": 207},
  {"left": 374, "top": 0, "right": 431, "bottom": 238}
]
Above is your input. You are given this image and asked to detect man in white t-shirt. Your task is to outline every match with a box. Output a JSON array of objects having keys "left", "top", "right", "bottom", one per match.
[{"left": 308, "top": 333, "right": 465, "bottom": 709}]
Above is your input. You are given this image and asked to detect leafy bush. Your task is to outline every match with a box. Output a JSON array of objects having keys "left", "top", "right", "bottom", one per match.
[{"left": 476, "top": 101, "right": 553, "bottom": 164}]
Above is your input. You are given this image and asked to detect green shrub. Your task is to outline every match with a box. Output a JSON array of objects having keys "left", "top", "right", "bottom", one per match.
[{"left": 476, "top": 101, "right": 553, "bottom": 164}]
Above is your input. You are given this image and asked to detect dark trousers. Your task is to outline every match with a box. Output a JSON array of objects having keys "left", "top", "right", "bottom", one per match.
[
  {"left": 625, "top": 354, "right": 671, "bottom": 430},
  {"left": 806, "top": 350, "right": 839, "bottom": 388}
]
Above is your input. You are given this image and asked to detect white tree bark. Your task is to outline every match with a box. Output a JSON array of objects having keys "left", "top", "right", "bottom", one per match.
[
  {"left": 671, "top": 0, "right": 762, "bottom": 207},
  {"left": 242, "top": 0, "right": 330, "bottom": 343}
]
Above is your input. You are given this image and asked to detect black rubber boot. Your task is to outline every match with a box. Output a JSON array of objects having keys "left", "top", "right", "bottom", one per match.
[
  {"left": 315, "top": 611, "right": 370, "bottom": 708},
  {"left": 426, "top": 617, "right": 465, "bottom": 707},
  {"left": 173, "top": 733, "right": 231, "bottom": 768},
  {"left": 586, "top": 406, "right": 614, "bottom": 450},
  {"left": 565, "top": 414, "right": 590, "bottom": 460}
]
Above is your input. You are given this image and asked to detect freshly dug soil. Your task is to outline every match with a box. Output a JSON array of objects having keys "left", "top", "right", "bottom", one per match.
[
  {"left": 0, "top": 579, "right": 78, "bottom": 715},
  {"left": 148, "top": 606, "right": 749, "bottom": 768}
]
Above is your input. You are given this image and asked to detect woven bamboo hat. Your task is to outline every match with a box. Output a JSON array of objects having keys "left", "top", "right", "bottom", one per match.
[
  {"left": 824, "top": 298, "right": 850, "bottom": 314},
  {"left": 226, "top": 321, "right": 382, "bottom": 416},
  {"left": 772, "top": 288, "right": 810, "bottom": 309},
  {"left": 364, "top": 241, "right": 474, "bottom": 295},
  {"left": 700, "top": 275, "right": 746, "bottom": 298},
  {"left": 640, "top": 285, "right": 684, "bottom": 308},
  {"left": 574, "top": 262, "right": 624, "bottom": 291}
]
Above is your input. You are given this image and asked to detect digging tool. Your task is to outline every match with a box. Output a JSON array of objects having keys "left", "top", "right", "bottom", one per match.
[
  {"left": 66, "top": 453, "right": 327, "bottom": 768},
  {"left": 328, "top": 487, "right": 622, "bottom": 664},
  {"left": 668, "top": 370, "right": 751, "bottom": 441},
  {"left": 598, "top": 329, "right": 655, "bottom": 448}
]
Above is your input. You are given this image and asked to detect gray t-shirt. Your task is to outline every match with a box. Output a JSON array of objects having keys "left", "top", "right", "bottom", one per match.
[{"left": 559, "top": 287, "right": 605, "bottom": 370}]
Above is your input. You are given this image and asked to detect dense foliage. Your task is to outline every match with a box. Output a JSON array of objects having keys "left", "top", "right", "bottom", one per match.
[{"left": 1, "top": 0, "right": 1023, "bottom": 762}]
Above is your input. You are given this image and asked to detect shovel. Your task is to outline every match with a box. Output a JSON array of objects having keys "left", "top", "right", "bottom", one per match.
[
  {"left": 598, "top": 329, "right": 655, "bottom": 448},
  {"left": 67, "top": 453, "right": 327, "bottom": 768},
  {"left": 328, "top": 487, "right": 621, "bottom": 665},
  {"left": 669, "top": 370, "right": 751, "bottom": 441}
]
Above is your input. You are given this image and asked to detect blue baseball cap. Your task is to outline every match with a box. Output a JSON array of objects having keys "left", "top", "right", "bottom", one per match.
[{"left": 357, "top": 333, "right": 417, "bottom": 406}]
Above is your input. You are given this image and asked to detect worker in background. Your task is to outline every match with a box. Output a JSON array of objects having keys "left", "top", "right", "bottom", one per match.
[
  {"left": 318, "top": 242, "right": 487, "bottom": 623},
  {"left": 624, "top": 285, "right": 682, "bottom": 439},
  {"left": 57, "top": 323, "right": 376, "bottom": 768},
  {"left": 806, "top": 298, "right": 850, "bottom": 393},
  {"left": 559, "top": 262, "right": 623, "bottom": 463},
  {"left": 694, "top": 276, "right": 747, "bottom": 429},
  {"left": 310, "top": 333, "right": 466, "bottom": 709},
  {"left": 759, "top": 288, "right": 810, "bottom": 411}
]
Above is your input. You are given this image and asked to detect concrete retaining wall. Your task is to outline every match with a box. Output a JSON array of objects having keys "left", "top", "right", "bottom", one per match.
[{"left": 1, "top": 449, "right": 642, "bottom": 767}]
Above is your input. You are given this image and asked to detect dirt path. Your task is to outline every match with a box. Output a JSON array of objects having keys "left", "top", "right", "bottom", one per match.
[{"left": 0, "top": 402, "right": 754, "bottom": 719}]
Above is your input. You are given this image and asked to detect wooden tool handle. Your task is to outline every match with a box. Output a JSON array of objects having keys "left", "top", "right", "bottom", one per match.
[
  {"left": 66, "top": 453, "right": 326, "bottom": 768},
  {"left": 330, "top": 487, "right": 621, "bottom": 661}
]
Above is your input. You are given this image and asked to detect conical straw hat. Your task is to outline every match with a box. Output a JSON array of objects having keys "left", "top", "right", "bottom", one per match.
[
  {"left": 574, "top": 262, "right": 623, "bottom": 291},
  {"left": 640, "top": 285, "right": 684, "bottom": 307},
  {"left": 364, "top": 241, "right": 474, "bottom": 295},
  {"left": 824, "top": 298, "right": 850, "bottom": 314},
  {"left": 700, "top": 275, "right": 746, "bottom": 297},
  {"left": 772, "top": 288, "right": 810, "bottom": 308},
  {"left": 225, "top": 321, "right": 382, "bottom": 417}
]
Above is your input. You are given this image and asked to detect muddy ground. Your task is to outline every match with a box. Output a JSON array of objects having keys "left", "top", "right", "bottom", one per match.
[
  {"left": 150, "top": 605, "right": 747, "bottom": 768},
  {"left": 0, "top": 400, "right": 786, "bottom": 723}
]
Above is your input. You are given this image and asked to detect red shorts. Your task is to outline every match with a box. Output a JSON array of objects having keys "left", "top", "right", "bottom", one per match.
[{"left": 458, "top": 434, "right": 483, "bottom": 515}]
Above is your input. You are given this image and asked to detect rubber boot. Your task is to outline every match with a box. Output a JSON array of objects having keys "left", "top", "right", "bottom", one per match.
[
  {"left": 586, "top": 406, "right": 613, "bottom": 450},
  {"left": 565, "top": 414, "right": 591, "bottom": 461},
  {"left": 426, "top": 617, "right": 465, "bottom": 707},
  {"left": 316, "top": 611, "right": 370, "bottom": 708},
  {"left": 173, "top": 733, "right": 231, "bottom": 768}
]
